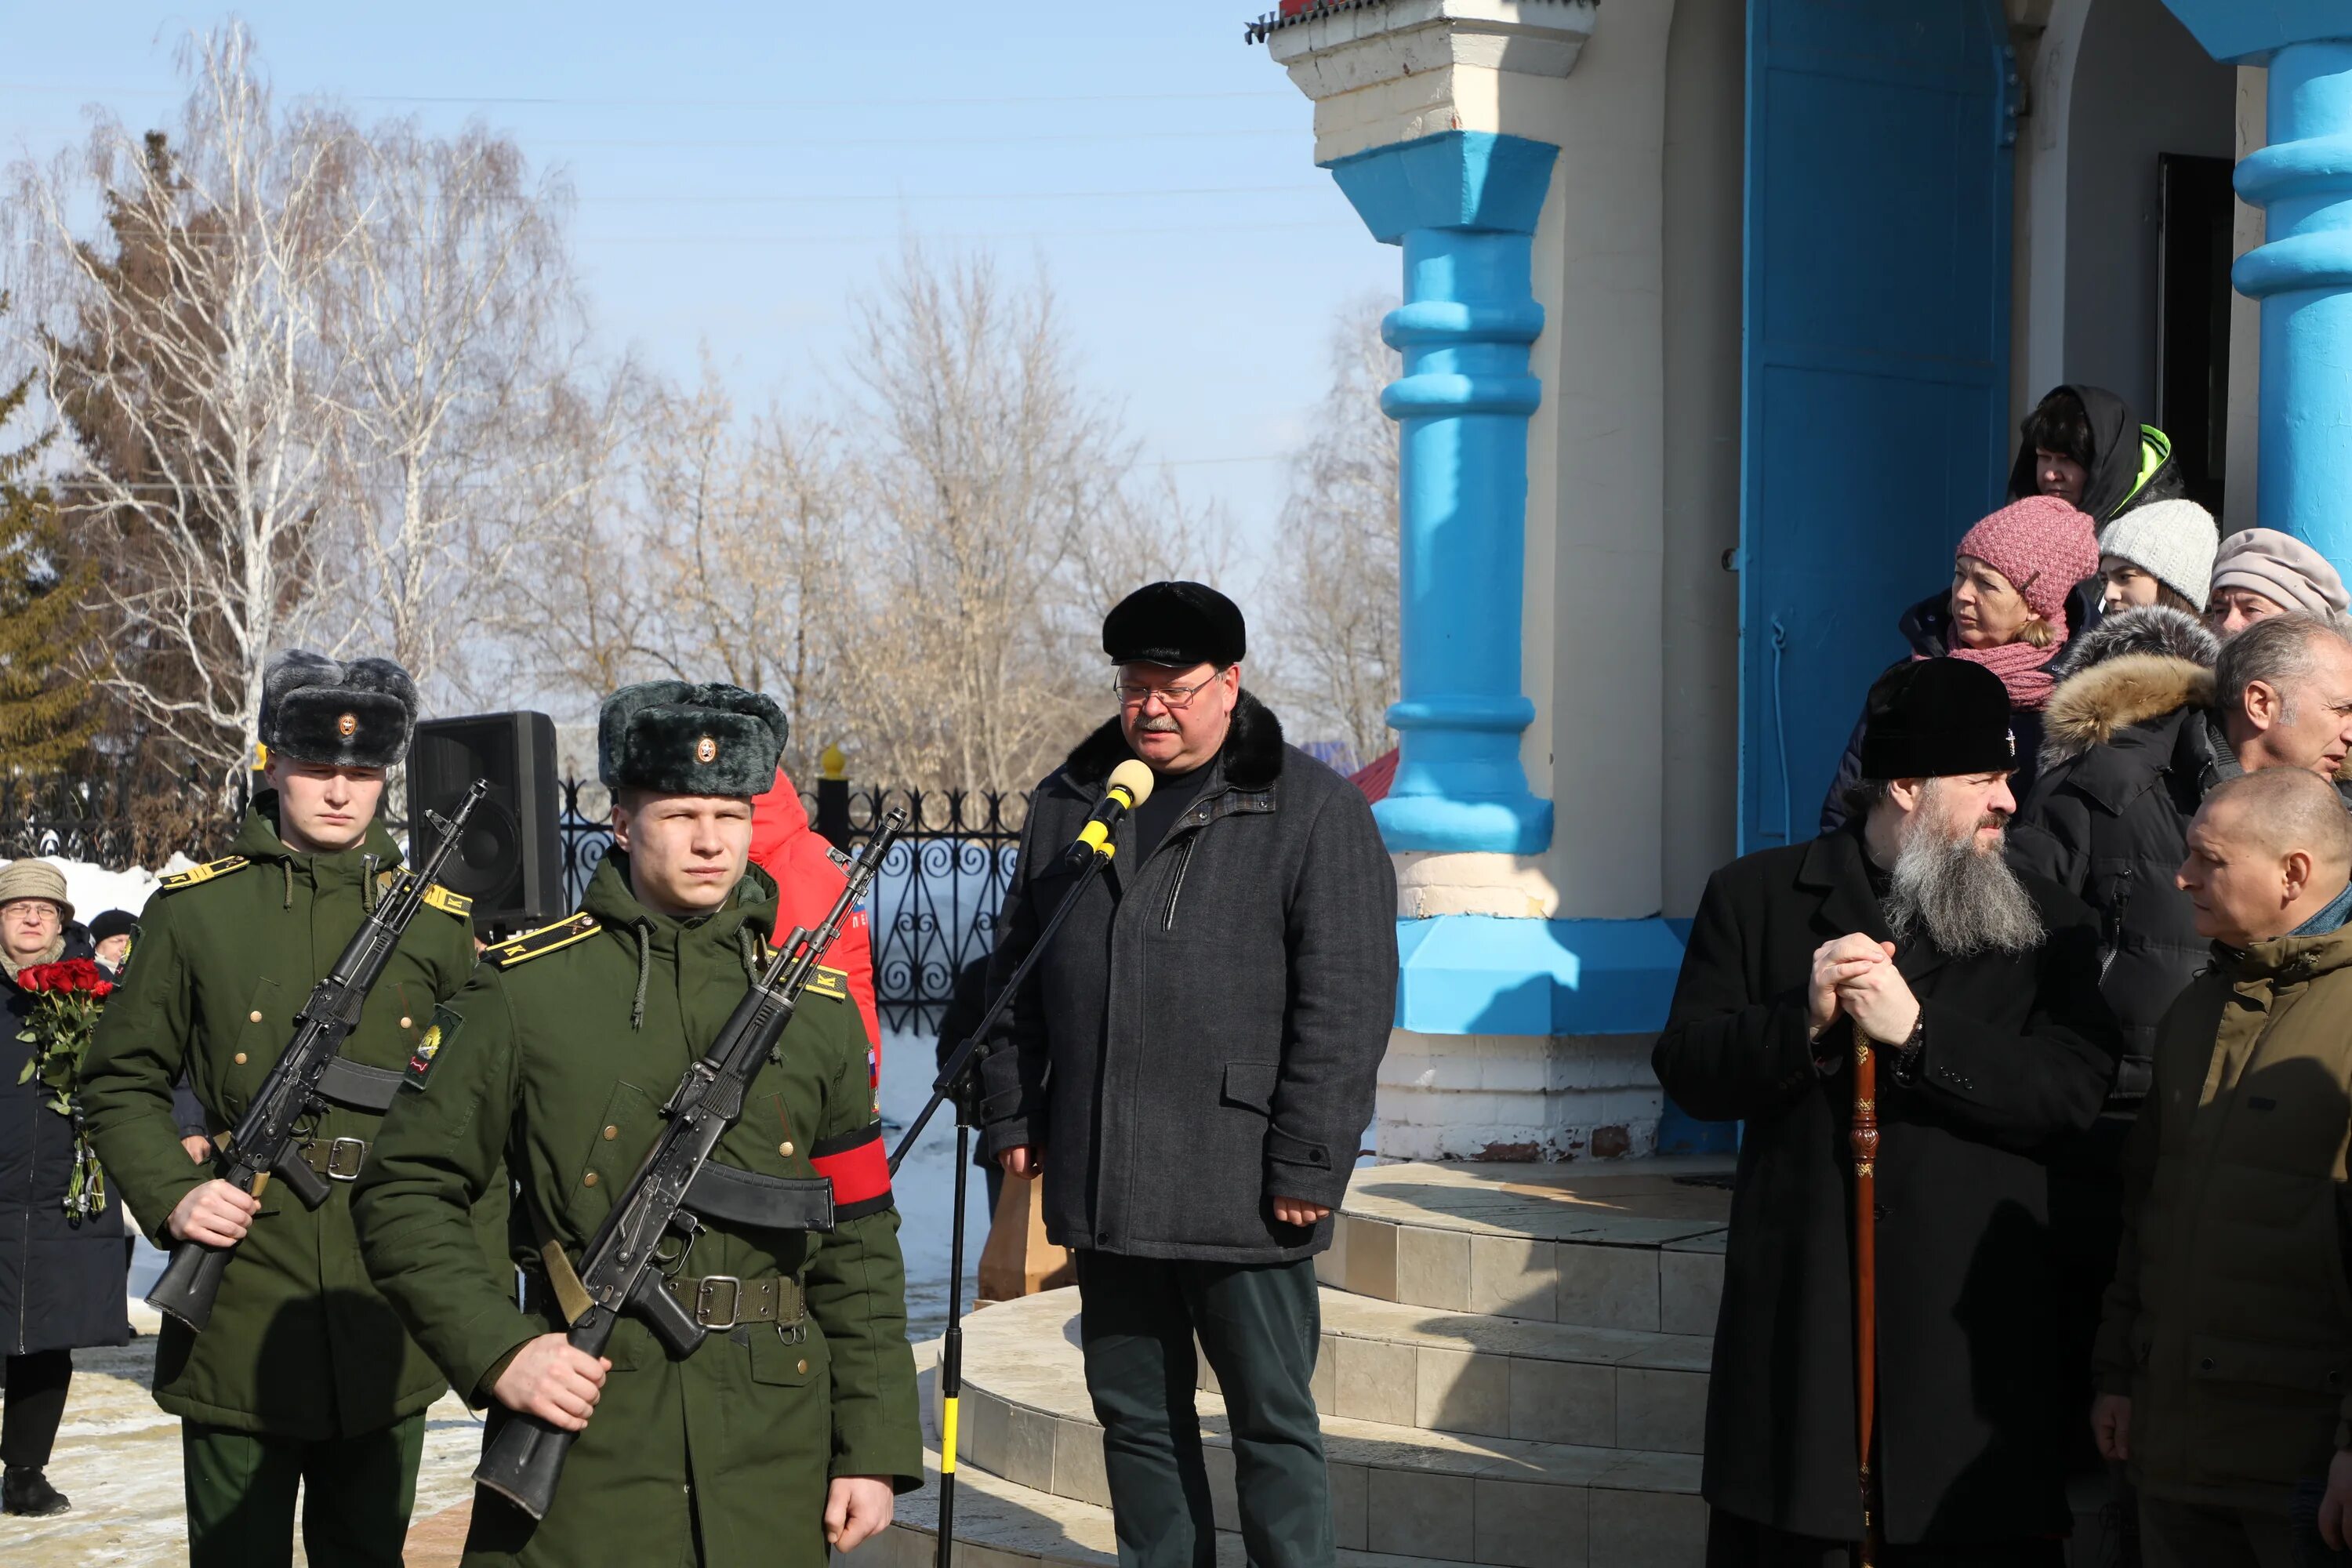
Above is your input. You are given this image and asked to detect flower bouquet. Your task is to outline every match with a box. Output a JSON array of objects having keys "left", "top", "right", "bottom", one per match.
[{"left": 16, "top": 957, "right": 114, "bottom": 1221}]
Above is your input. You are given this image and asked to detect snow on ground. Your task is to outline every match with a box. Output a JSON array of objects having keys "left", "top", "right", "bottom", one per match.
[{"left": 0, "top": 855, "right": 198, "bottom": 926}]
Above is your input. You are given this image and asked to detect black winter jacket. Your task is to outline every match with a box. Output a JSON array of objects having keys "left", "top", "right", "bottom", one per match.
[
  {"left": 1654, "top": 828, "right": 2121, "bottom": 1546},
  {"left": 0, "top": 926, "right": 129, "bottom": 1358},
  {"left": 977, "top": 694, "right": 1397, "bottom": 1263},
  {"left": 2010, "top": 606, "right": 2223, "bottom": 1105}
]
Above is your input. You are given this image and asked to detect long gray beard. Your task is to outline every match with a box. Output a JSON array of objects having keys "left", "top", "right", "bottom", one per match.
[{"left": 1885, "top": 826, "right": 2045, "bottom": 957}]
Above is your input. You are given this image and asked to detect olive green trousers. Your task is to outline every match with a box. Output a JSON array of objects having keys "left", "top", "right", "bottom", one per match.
[{"left": 182, "top": 1412, "right": 425, "bottom": 1568}]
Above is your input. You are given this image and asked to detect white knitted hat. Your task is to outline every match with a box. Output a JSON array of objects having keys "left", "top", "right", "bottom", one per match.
[{"left": 2098, "top": 499, "right": 2219, "bottom": 608}]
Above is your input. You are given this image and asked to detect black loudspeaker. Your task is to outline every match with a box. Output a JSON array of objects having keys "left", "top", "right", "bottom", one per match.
[{"left": 408, "top": 712, "right": 564, "bottom": 938}]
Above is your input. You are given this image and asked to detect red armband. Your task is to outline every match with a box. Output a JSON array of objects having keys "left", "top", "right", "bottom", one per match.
[{"left": 811, "top": 1123, "right": 893, "bottom": 1220}]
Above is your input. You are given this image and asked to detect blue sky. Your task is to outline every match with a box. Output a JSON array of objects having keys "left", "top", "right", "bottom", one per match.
[{"left": 0, "top": 2, "right": 1396, "bottom": 579}]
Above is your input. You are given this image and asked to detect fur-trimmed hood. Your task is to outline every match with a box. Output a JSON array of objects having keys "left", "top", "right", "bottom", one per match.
[
  {"left": 2045, "top": 603, "right": 2218, "bottom": 682},
  {"left": 1059, "top": 689, "right": 1285, "bottom": 794},
  {"left": 2038, "top": 605, "right": 2219, "bottom": 771}
]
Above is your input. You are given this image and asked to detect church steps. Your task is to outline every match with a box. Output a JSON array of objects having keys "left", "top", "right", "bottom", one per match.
[{"left": 1323, "top": 1159, "right": 1731, "bottom": 1335}]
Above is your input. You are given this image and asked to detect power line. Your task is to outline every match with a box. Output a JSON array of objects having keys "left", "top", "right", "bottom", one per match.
[{"left": 0, "top": 83, "right": 1296, "bottom": 111}]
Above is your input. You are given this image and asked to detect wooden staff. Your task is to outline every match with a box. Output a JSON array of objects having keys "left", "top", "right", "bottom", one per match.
[{"left": 1852, "top": 1029, "right": 1883, "bottom": 1568}]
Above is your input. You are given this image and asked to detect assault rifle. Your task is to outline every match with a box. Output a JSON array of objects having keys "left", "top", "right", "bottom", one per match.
[
  {"left": 473, "top": 808, "right": 906, "bottom": 1522},
  {"left": 147, "top": 781, "right": 488, "bottom": 1332}
]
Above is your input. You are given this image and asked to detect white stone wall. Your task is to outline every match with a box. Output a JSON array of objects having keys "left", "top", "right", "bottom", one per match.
[{"left": 1377, "top": 1029, "right": 1665, "bottom": 1163}]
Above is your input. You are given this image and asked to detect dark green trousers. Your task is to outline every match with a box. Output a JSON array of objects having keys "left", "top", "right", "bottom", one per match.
[
  {"left": 182, "top": 1413, "right": 425, "bottom": 1568},
  {"left": 1075, "top": 1250, "right": 1331, "bottom": 1568}
]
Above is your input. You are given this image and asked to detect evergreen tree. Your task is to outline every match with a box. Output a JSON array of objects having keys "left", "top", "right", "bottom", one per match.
[{"left": 0, "top": 336, "right": 95, "bottom": 775}]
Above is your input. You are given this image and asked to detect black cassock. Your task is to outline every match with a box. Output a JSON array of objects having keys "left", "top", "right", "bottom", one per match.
[{"left": 1654, "top": 826, "right": 2120, "bottom": 1549}]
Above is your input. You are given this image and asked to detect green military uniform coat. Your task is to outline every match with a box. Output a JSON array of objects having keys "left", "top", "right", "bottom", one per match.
[
  {"left": 80, "top": 802, "right": 488, "bottom": 1438},
  {"left": 350, "top": 854, "right": 922, "bottom": 1567}
]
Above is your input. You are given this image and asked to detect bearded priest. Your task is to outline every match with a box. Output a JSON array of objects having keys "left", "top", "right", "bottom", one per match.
[{"left": 1657, "top": 656, "right": 2122, "bottom": 1568}]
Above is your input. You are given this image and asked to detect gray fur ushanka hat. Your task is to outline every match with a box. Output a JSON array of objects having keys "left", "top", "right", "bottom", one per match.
[
  {"left": 597, "top": 681, "right": 787, "bottom": 797},
  {"left": 260, "top": 650, "right": 419, "bottom": 770}
]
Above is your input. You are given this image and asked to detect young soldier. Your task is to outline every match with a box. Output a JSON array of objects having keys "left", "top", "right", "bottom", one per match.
[
  {"left": 351, "top": 681, "right": 920, "bottom": 1567},
  {"left": 80, "top": 651, "right": 485, "bottom": 1568}
]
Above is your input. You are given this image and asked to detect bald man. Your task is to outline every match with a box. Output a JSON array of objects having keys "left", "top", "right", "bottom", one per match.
[{"left": 2093, "top": 768, "right": 2352, "bottom": 1566}]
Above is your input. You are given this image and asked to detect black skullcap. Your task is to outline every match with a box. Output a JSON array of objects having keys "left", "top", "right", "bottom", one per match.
[
  {"left": 86, "top": 909, "right": 137, "bottom": 942},
  {"left": 1102, "top": 581, "right": 1246, "bottom": 668},
  {"left": 598, "top": 681, "right": 788, "bottom": 798},
  {"left": 1857, "top": 659, "right": 2018, "bottom": 781},
  {"left": 260, "top": 650, "right": 419, "bottom": 770}
]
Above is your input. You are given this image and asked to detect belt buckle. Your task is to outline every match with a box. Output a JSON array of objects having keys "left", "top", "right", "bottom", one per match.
[
  {"left": 696, "top": 1275, "right": 743, "bottom": 1330},
  {"left": 325, "top": 1137, "right": 368, "bottom": 1181}
]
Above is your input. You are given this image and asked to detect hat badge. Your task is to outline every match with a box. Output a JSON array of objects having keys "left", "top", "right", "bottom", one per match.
[
  {"left": 337, "top": 711, "right": 358, "bottom": 739},
  {"left": 695, "top": 735, "right": 718, "bottom": 764}
]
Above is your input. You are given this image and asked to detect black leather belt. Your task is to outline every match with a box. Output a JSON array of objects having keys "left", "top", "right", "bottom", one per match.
[
  {"left": 662, "top": 1273, "right": 806, "bottom": 1331},
  {"left": 298, "top": 1136, "right": 369, "bottom": 1181}
]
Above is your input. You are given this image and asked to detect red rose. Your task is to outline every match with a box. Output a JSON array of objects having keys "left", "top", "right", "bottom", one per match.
[{"left": 17, "top": 959, "right": 114, "bottom": 998}]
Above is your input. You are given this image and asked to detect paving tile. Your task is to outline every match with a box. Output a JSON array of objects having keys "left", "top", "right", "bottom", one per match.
[
  {"left": 1469, "top": 1234, "right": 1560, "bottom": 1320},
  {"left": 1475, "top": 1475, "right": 1587, "bottom": 1568},
  {"left": 1396, "top": 1224, "right": 1472, "bottom": 1311},
  {"left": 1507, "top": 1356, "right": 1615, "bottom": 1447},
  {"left": 1334, "top": 1334, "right": 1418, "bottom": 1426},
  {"left": 1051, "top": 1414, "right": 1110, "bottom": 1508},
  {"left": 1344, "top": 1217, "right": 1399, "bottom": 1301},
  {"left": 1416, "top": 1344, "right": 1511, "bottom": 1436},
  {"left": 1617, "top": 1367, "right": 1708, "bottom": 1454},
  {"left": 1556, "top": 1243, "right": 1660, "bottom": 1331},
  {"left": 1367, "top": 1468, "right": 1476, "bottom": 1561},
  {"left": 1329, "top": 1456, "right": 1370, "bottom": 1552},
  {"left": 1589, "top": 1485, "right": 1708, "bottom": 1566},
  {"left": 1001, "top": 1403, "right": 1056, "bottom": 1491},
  {"left": 1660, "top": 1247, "right": 1724, "bottom": 1338},
  {"left": 1316, "top": 1218, "right": 1349, "bottom": 1290},
  {"left": 971, "top": 1387, "right": 1010, "bottom": 1476},
  {"left": 1311, "top": 1332, "right": 1338, "bottom": 1414}
]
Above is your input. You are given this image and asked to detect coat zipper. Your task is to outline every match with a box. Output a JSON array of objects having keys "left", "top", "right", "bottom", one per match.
[{"left": 1162, "top": 834, "right": 1197, "bottom": 931}]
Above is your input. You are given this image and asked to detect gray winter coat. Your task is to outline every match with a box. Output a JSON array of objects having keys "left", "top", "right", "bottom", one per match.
[{"left": 977, "top": 694, "right": 1397, "bottom": 1262}]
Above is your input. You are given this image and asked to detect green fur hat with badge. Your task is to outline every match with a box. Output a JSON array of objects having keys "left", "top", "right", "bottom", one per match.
[{"left": 597, "top": 681, "right": 788, "bottom": 798}]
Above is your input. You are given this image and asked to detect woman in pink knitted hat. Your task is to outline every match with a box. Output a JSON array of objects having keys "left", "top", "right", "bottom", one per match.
[{"left": 1820, "top": 495, "right": 2102, "bottom": 831}]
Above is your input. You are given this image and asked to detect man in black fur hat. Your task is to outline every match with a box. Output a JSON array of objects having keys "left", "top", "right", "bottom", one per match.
[
  {"left": 82, "top": 650, "right": 482, "bottom": 1567},
  {"left": 980, "top": 581, "right": 1397, "bottom": 1568}
]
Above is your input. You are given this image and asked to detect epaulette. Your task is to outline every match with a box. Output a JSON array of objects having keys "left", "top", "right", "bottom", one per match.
[
  {"left": 377, "top": 869, "right": 471, "bottom": 917},
  {"left": 156, "top": 855, "right": 249, "bottom": 892},
  {"left": 804, "top": 965, "right": 849, "bottom": 1002},
  {"left": 484, "top": 913, "right": 601, "bottom": 970}
]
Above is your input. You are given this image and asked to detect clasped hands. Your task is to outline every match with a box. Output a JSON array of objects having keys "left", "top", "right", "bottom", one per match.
[{"left": 1808, "top": 934, "right": 1921, "bottom": 1047}]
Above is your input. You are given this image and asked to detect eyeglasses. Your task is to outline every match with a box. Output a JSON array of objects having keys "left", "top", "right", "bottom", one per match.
[
  {"left": 0, "top": 900, "right": 60, "bottom": 922},
  {"left": 1113, "top": 669, "right": 1228, "bottom": 711}
]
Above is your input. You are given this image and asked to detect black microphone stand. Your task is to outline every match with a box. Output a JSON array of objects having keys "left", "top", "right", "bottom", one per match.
[{"left": 889, "top": 837, "right": 1114, "bottom": 1568}]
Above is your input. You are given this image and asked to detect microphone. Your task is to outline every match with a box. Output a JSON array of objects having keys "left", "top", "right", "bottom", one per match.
[{"left": 1067, "top": 759, "right": 1156, "bottom": 865}]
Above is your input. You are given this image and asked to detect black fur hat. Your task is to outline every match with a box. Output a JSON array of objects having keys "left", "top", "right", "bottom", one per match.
[
  {"left": 1102, "top": 581, "right": 1246, "bottom": 668},
  {"left": 598, "top": 681, "right": 787, "bottom": 798},
  {"left": 259, "top": 650, "right": 418, "bottom": 770}
]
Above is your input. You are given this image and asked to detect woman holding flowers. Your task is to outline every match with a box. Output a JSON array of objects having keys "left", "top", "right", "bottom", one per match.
[{"left": 0, "top": 858, "right": 126, "bottom": 1517}]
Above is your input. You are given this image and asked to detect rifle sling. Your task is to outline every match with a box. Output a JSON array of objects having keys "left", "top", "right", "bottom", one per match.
[
  {"left": 315, "top": 1057, "right": 405, "bottom": 1113},
  {"left": 681, "top": 1163, "right": 836, "bottom": 1234},
  {"left": 524, "top": 1163, "right": 831, "bottom": 1331}
]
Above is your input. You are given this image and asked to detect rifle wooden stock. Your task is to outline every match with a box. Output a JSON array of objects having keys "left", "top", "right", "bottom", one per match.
[{"left": 1853, "top": 1029, "right": 1882, "bottom": 1567}]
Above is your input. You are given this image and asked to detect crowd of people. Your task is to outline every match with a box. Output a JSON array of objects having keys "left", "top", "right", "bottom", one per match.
[{"left": 1667, "top": 383, "right": 2352, "bottom": 1566}]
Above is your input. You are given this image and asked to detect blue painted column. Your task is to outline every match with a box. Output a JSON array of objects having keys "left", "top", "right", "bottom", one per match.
[
  {"left": 1326, "top": 130, "right": 1556, "bottom": 855},
  {"left": 2237, "top": 42, "right": 2352, "bottom": 557}
]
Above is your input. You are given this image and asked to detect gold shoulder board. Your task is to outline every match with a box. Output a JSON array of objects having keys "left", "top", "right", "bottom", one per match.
[
  {"left": 375, "top": 869, "right": 473, "bottom": 918},
  {"left": 485, "top": 913, "right": 601, "bottom": 970},
  {"left": 804, "top": 965, "right": 850, "bottom": 1001},
  {"left": 157, "top": 855, "right": 250, "bottom": 892}
]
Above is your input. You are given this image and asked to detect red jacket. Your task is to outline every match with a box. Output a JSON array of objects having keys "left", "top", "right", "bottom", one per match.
[{"left": 750, "top": 768, "right": 881, "bottom": 1054}]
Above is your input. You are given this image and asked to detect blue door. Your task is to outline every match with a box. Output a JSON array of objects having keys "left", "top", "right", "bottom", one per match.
[{"left": 1739, "top": 0, "right": 2016, "bottom": 850}]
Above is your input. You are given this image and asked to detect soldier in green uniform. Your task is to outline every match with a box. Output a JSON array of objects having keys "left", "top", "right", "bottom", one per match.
[
  {"left": 80, "top": 651, "right": 487, "bottom": 1568},
  {"left": 350, "top": 681, "right": 922, "bottom": 1567}
]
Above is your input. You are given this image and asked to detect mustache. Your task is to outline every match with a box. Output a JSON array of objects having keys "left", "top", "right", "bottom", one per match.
[{"left": 1134, "top": 716, "right": 1181, "bottom": 734}]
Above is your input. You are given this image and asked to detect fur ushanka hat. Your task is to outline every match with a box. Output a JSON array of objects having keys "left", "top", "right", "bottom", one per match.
[
  {"left": 597, "top": 681, "right": 787, "bottom": 798},
  {"left": 259, "top": 650, "right": 419, "bottom": 770}
]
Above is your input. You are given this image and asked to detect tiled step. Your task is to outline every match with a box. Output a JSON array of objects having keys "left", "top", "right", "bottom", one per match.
[
  {"left": 952, "top": 1289, "right": 1704, "bottom": 1565},
  {"left": 1323, "top": 1158, "right": 1731, "bottom": 1334},
  {"left": 1193, "top": 1283, "right": 1710, "bottom": 1451},
  {"left": 873, "top": 1454, "right": 1475, "bottom": 1568}
]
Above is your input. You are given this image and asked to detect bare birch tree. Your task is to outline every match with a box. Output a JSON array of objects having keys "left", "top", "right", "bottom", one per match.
[
  {"left": 324, "top": 121, "right": 592, "bottom": 702},
  {"left": 7, "top": 24, "right": 362, "bottom": 785},
  {"left": 1268, "top": 296, "right": 1401, "bottom": 763}
]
